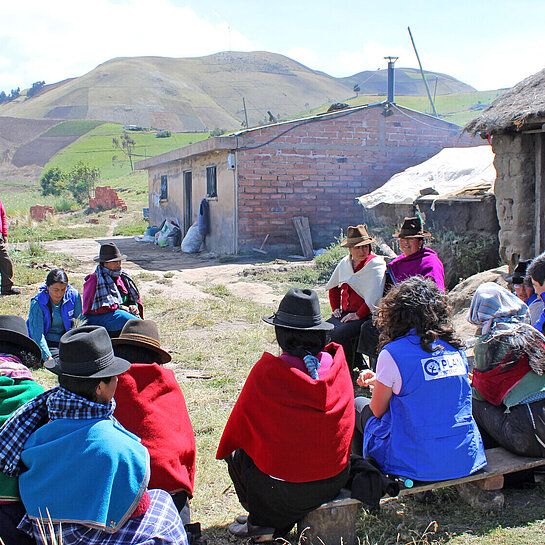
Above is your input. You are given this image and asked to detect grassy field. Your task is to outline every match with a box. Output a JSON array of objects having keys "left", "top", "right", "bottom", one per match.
[
  {"left": 0, "top": 228, "right": 544, "bottom": 544},
  {"left": 295, "top": 90, "right": 502, "bottom": 127},
  {"left": 43, "top": 123, "right": 209, "bottom": 180}
]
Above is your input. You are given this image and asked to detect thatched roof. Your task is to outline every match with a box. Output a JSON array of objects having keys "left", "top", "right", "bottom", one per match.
[{"left": 465, "top": 68, "right": 545, "bottom": 135}]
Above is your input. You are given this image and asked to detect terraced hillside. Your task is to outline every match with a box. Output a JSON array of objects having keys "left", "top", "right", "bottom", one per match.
[{"left": 0, "top": 52, "right": 353, "bottom": 131}]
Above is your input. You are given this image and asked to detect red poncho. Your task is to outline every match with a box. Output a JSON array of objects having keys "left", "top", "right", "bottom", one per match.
[
  {"left": 216, "top": 343, "right": 355, "bottom": 483},
  {"left": 114, "top": 363, "right": 196, "bottom": 496}
]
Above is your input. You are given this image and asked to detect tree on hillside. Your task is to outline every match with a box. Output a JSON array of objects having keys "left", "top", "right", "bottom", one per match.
[
  {"left": 68, "top": 162, "right": 100, "bottom": 204},
  {"left": 0, "top": 91, "right": 6, "bottom": 105},
  {"left": 112, "top": 132, "right": 136, "bottom": 171},
  {"left": 353, "top": 83, "right": 360, "bottom": 97},
  {"left": 27, "top": 81, "right": 45, "bottom": 99},
  {"left": 8, "top": 88, "right": 20, "bottom": 101},
  {"left": 40, "top": 167, "right": 67, "bottom": 196}
]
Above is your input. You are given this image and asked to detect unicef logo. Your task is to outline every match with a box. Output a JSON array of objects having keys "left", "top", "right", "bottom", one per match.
[{"left": 424, "top": 359, "right": 440, "bottom": 376}]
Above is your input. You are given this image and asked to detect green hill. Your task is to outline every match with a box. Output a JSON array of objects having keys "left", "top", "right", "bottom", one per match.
[
  {"left": 0, "top": 51, "right": 491, "bottom": 132},
  {"left": 0, "top": 52, "right": 353, "bottom": 131},
  {"left": 342, "top": 67, "right": 476, "bottom": 96}
]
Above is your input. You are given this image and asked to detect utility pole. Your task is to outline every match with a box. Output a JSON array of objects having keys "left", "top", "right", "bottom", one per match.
[{"left": 407, "top": 26, "right": 438, "bottom": 117}]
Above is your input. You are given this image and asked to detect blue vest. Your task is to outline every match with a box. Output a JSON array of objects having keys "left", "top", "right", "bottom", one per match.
[
  {"left": 363, "top": 332, "right": 486, "bottom": 481},
  {"left": 28, "top": 285, "right": 79, "bottom": 337}
]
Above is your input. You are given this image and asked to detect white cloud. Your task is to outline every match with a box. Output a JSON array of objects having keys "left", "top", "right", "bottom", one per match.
[{"left": 0, "top": 0, "right": 255, "bottom": 91}]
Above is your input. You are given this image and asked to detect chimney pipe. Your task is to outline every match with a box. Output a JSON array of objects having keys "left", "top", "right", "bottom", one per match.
[{"left": 384, "top": 56, "right": 398, "bottom": 104}]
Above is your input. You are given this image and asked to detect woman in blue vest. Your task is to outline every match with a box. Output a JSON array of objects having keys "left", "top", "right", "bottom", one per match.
[
  {"left": 353, "top": 276, "right": 486, "bottom": 482},
  {"left": 27, "top": 269, "right": 82, "bottom": 362}
]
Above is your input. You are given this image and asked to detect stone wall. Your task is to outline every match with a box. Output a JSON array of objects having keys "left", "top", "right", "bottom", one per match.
[{"left": 492, "top": 134, "right": 536, "bottom": 265}]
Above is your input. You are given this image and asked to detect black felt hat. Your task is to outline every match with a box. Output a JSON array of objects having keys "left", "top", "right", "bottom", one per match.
[
  {"left": 0, "top": 315, "right": 41, "bottom": 360},
  {"left": 507, "top": 259, "right": 532, "bottom": 285},
  {"left": 262, "top": 288, "right": 333, "bottom": 331},
  {"left": 394, "top": 217, "right": 432, "bottom": 238},
  {"left": 112, "top": 319, "right": 171, "bottom": 364},
  {"left": 93, "top": 242, "right": 127, "bottom": 263},
  {"left": 45, "top": 326, "right": 130, "bottom": 378}
]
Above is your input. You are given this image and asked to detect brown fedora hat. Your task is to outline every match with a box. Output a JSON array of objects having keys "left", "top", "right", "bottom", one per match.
[
  {"left": 111, "top": 319, "right": 171, "bottom": 364},
  {"left": 394, "top": 217, "right": 431, "bottom": 239},
  {"left": 93, "top": 242, "right": 127, "bottom": 263},
  {"left": 340, "top": 225, "right": 375, "bottom": 248}
]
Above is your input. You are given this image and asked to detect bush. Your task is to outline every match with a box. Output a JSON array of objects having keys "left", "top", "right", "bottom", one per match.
[{"left": 40, "top": 167, "right": 66, "bottom": 196}]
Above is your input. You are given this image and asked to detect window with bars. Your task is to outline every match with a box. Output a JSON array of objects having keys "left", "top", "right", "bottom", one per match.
[
  {"left": 206, "top": 166, "right": 217, "bottom": 198},
  {"left": 160, "top": 175, "right": 168, "bottom": 200}
]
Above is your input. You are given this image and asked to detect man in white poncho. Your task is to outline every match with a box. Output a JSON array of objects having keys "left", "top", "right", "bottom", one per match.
[{"left": 325, "top": 225, "right": 386, "bottom": 372}]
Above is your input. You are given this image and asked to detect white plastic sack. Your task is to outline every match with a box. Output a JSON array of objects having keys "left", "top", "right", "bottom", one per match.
[
  {"left": 181, "top": 222, "right": 204, "bottom": 253},
  {"left": 155, "top": 220, "right": 178, "bottom": 247}
]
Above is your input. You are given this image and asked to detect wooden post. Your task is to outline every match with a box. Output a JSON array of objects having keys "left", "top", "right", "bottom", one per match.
[{"left": 293, "top": 216, "right": 314, "bottom": 259}]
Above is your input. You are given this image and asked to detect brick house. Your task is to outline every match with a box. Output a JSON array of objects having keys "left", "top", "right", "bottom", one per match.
[{"left": 136, "top": 102, "right": 479, "bottom": 255}]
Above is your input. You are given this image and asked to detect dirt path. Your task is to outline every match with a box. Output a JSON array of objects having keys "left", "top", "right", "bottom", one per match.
[{"left": 44, "top": 235, "right": 285, "bottom": 305}]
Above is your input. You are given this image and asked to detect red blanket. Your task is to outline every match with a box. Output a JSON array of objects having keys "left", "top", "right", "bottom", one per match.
[
  {"left": 473, "top": 351, "right": 531, "bottom": 406},
  {"left": 114, "top": 363, "right": 196, "bottom": 495},
  {"left": 216, "top": 343, "right": 355, "bottom": 483}
]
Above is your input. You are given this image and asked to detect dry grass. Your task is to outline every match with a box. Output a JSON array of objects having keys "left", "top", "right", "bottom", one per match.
[{"left": 2, "top": 245, "right": 545, "bottom": 545}]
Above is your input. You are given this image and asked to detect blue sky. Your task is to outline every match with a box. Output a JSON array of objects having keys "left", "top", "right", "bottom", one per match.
[{"left": 1, "top": 0, "right": 544, "bottom": 93}]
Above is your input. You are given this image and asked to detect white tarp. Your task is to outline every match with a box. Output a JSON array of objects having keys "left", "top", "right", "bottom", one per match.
[{"left": 357, "top": 146, "right": 496, "bottom": 208}]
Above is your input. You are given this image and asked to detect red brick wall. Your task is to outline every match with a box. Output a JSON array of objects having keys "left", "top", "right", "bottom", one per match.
[{"left": 236, "top": 104, "right": 480, "bottom": 252}]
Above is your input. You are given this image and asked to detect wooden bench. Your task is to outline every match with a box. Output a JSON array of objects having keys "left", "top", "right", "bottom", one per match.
[
  {"left": 297, "top": 448, "right": 545, "bottom": 545},
  {"left": 398, "top": 447, "right": 545, "bottom": 496}
]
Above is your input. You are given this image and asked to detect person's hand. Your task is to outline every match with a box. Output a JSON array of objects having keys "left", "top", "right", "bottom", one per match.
[
  {"left": 341, "top": 312, "right": 358, "bottom": 322},
  {"left": 357, "top": 370, "right": 376, "bottom": 389},
  {"left": 332, "top": 308, "right": 342, "bottom": 318},
  {"left": 129, "top": 305, "right": 139, "bottom": 316}
]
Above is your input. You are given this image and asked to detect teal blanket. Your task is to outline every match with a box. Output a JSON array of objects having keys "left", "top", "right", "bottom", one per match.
[{"left": 20, "top": 416, "right": 149, "bottom": 532}]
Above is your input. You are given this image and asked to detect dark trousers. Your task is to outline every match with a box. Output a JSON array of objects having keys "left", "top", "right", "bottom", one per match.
[
  {"left": 352, "top": 397, "right": 374, "bottom": 456},
  {"left": 0, "top": 238, "right": 14, "bottom": 293},
  {"left": 0, "top": 502, "right": 36, "bottom": 545},
  {"left": 357, "top": 319, "right": 380, "bottom": 359},
  {"left": 473, "top": 398, "right": 545, "bottom": 458},
  {"left": 225, "top": 449, "right": 349, "bottom": 538},
  {"left": 327, "top": 314, "right": 369, "bottom": 372}
]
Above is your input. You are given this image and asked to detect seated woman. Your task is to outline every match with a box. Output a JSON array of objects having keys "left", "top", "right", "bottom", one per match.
[
  {"left": 467, "top": 282, "right": 545, "bottom": 457},
  {"left": 27, "top": 268, "right": 82, "bottom": 362},
  {"left": 0, "top": 325, "right": 187, "bottom": 545},
  {"left": 358, "top": 216, "right": 445, "bottom": 365},
  {"left": 216, "top": 288, "right": 355, "bottom": 541},
  {"left": 325, "top": 225, "right": 386, "bottom": 370},
  {"left": 83, "top": 242, "right": 143, "bottom": 336},
  {"left": 112, "top": 319, "right": 196, "bottom": 524},
  {"left": 0, "top": 316, "right": 43, "bottom": 545},
  {"left": 353, "top": 277, "right": 486, "bottom": 482},
  {"left": 508, "top": 259, "right": 544, "bottom": 325}
]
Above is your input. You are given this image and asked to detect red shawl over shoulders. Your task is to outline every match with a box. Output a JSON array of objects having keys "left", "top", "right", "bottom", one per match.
[
  {"left": 114, "top": 363, "right": 196, "bottom": 496},
  {"left": 216, "top": 343, "right": 355, "bottom": 483}
]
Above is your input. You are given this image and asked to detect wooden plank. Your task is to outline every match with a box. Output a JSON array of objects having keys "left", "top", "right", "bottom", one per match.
[
  {"left": 293, "top": 216, "right": 314, "bottom": 259},
  {"left": 397, "top": 447, "right": 545, "bottom": 497}
]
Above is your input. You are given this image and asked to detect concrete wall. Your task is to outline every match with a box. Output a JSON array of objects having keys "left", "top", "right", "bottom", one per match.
[
  {"left": 147, "top": 150, "right": 236, "bottom": 254},
  {"left": 236, "top": 105, "right": 480, "bottom": 253},
  {"left": 492, "top": 133, "right": 536, "bottom": 265}
]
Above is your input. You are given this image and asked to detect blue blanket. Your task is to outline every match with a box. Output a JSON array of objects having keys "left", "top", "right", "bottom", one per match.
[{"left": 20, "top": 417, "right": 149, "bottom": 532}]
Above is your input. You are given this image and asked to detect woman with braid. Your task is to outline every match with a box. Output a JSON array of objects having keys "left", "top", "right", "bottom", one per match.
[{"left": 217, "top": 288, "right": 354, "bottom": 542}]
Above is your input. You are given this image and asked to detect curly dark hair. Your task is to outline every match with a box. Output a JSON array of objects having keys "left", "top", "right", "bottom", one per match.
[{"left": 375, "top": 276, "right": 463, "bottom": 353}]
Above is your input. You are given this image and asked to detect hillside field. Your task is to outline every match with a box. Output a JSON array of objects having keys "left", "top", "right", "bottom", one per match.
[
  {"left": 43, "top": 123, "right": 209, "bottom": 179},
  {"left": 297, "top": 90, "right": 502, "bottom": 126}
]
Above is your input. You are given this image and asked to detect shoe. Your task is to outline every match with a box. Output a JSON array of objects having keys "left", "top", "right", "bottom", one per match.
[
  {"left": 1, "top": 288, "right": 20, "bottom": 295},
  {"left": 228, "top": 521, "right": 275, "bottom": 542},
  {"left": 234, "top": 515, "right": 248, "bottom": 524}
]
